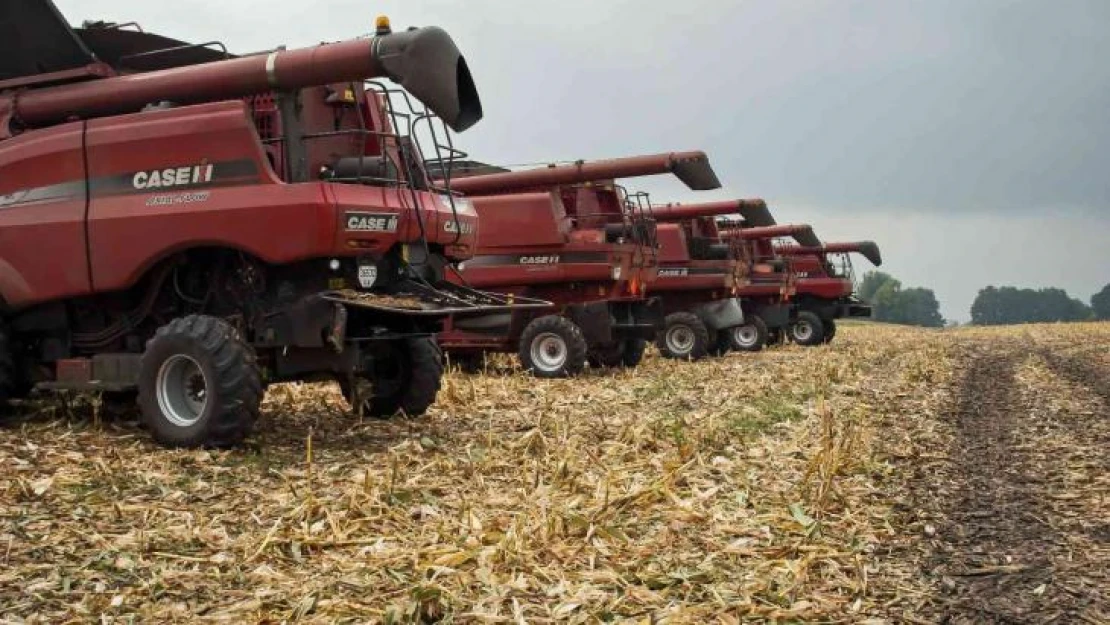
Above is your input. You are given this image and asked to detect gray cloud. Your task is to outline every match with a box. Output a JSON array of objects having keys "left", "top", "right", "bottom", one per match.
[{"left": 52, "top": 0, "right": 1110, "bottom": 319}]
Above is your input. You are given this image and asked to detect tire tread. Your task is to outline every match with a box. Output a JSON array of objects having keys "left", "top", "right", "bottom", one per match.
[
  {"left": 139, "top": 315, "right": 262, "bottom": 448},
  {"left": 518, "top": 315, "right": 588, "bottom": 378}
]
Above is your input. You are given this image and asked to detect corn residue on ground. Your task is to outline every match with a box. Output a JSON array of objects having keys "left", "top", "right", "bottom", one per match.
[{"left": 1, "top": 323, "right": 1107, "bottom": 623}]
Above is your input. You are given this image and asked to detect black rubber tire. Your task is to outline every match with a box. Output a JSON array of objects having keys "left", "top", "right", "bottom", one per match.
[
  {"left": 821, "top": 318, "right": 838, "bottom": 344},
  {"left": 449, "top": 352, "right": 485, "bottom": 374},
  {"left": 621, "top": 339, "right": 648, "bottom": 368},
  {"left": 139, "top": 315, "right": 263, "bottom": 448},
  {"left": 518, "top": 315, "right": 587, "bottom": 378},
  {"left": 588, "top": 338, "right": 649, "bottom": 369},
  {"left": 656, "top": 312, "right": 711, "bottom": 361},
  {"left": 587, "top": 342, "right": 624, "bottom": 369},
  {"left": 707, "top": 329, "right": 732, "bottom": 357},
  {"left": 343, "top": 337, "right": 443, "bottom": 418},
  {"left": 0, "top": 321, "right": 16, "bottom": 406},
  {"left": 789, "top": 311, "right": 826, "bottom": 347},
  {"left": 730, "top": 315, "right": 769, "bottom": 352}
]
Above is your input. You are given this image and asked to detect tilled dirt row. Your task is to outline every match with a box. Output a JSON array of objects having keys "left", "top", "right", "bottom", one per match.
[{"left": 909, "top": 337, "right": 1108, "bottom": 624}]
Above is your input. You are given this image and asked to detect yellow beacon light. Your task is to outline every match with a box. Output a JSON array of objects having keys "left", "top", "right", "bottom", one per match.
[{"left": 375, "top": 15, "right": 392, "bottom": 35}]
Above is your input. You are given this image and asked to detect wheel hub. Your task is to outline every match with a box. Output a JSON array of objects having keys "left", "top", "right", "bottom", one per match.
[
  {"left": 531, "top": 332, "right": 568, "bottom": 372},
  {"left": 666, "top": 325, "right": 695, "bottom": 354},
  {"left": 734, "top": 325, "right": 759, "bottom": 347},
  {"left": 793, "top": 322, "right": 814, "bottom": 342},
  {"left": 156, "top": 354, "right": 208, "bottom": 427}
]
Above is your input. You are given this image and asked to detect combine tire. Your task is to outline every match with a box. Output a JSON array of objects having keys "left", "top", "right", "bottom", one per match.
[
  {"left": 822, "top": 318, "right": 838, "bottom": 344},
  {"left": 449, "top": 352, "right": 485, "bottom": 374},
  {"left": 789, "top": 311, "right": 826, "bottom": 346},
  {"left": 656, "top": 312, "right": 711, "bottom": 361},
  {"left": 730, "top": 315, "right": 768, "bottom": 352},
  {"left": 621, "top": 339, "right": 648, "bottom": 368},
  {"left": 708, "top": 330, "right": 732, "bottom": 357},
  {"left": 519, "top": 315, "right": 587, "bottom": 378},
  {"left": 588, "top": 338, "right": 649, "bottom": 369},
  {"left": 139, "top": 315, "right": 263, "bottom": 448},
  {"left": 343, "top": 337, "right": 443, "bottom": 417},
  {"left": 587, "top": 342, "right": 624, "bottom": 369}
]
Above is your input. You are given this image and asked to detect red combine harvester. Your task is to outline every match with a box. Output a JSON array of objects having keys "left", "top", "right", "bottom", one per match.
[
  {"left": 0, "top": 1, "right": 542, "bottom": 447},
  {"left": 773, "top": 240, "right": 882, "bottom": 345},
  {"left": 718, "top": 222, "right": 821, "bottom": 351},
  {"left": 433, "top": 152, "right": 722, "bottom": 376},
  {"left": 636, "top": 200, "right": 767, "bottom": 360}
]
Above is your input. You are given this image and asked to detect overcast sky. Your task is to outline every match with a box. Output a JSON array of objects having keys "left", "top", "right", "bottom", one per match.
[{"left": 56, "top": 0, "right": 1109, "bottom": 321}]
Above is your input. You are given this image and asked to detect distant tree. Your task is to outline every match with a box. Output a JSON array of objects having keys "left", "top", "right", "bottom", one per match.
[
  {"left": 970, "top": 285, "right": 1092, "bottom": 325},
  {"left": 1092, "top": 284, "right": 1110, "bottom": 320},
  {"left": 970, "top": 286, "right": 1000, "bottom": 325},
  {"left": 864, "top": 275, "right": 944, "bottom": 327},
  {"left": 858, "top": 271, "right": 894, "bottom": 304},
  {"left": 870, "top": 277, "right": 902, "bottom": 323},
  {"left": 899, "top": 288, "right": 946, "bottom": 328}
]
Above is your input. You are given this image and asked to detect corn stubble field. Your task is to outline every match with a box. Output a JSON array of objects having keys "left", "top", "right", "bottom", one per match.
[{"left": 1, "top": 322, "right": 1107, "bottom": 623}]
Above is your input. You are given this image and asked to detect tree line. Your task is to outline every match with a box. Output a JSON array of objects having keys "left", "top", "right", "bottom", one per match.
[
  {"left": 970, "top": 284, "right": 1109, "bottom": 325},
  {"left": 857, "top": 272, "right": 945, "bottom": 327},
  {"left": 855, "top": 271, "right": 1110, "bottom": 327}
]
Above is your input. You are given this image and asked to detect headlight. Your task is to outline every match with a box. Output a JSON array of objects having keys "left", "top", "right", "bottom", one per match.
[
  {"left": 611, "top": 265, "right": 623, "bottom": 281},
  {"left": 438, "top": 194, "right": 475, "bottom": 215}
]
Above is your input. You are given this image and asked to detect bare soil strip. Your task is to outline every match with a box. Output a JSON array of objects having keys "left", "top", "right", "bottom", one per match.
[{"left": 915, "top": 341, "right": 1108, "bottom": 624}]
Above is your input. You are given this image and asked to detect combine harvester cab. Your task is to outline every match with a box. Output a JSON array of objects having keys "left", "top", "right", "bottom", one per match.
[
  {"left": 434, "top": 151, "right": 722, "bottom": 377},
  {"left": 0, "top": 1, "right": 546, "bottom": 447},
  {"left": 639, "top": 200, "right": 768, "bottom": 361},
  {"left": 719, "top": 222, "right": 820, "bottom": 351},
  {"left": 774, "top": 240, "right": 883, "bottom": 345}
]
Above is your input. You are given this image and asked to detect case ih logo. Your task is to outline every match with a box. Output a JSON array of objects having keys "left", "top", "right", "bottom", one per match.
[
  {"left": 133, "top": 164, "right": 215, "bottom": 190},
  {"left": 444, "top": 219, "right": 475, "bottom": 235},
  {"left": 520, "top": 255, "right": 560, "bottom": 265},
  {"left": 345, "top": 212, "right": 398, "bottom": 232},
  {"left": 659, "top": 268, "right": 690, "bottom": 277}
]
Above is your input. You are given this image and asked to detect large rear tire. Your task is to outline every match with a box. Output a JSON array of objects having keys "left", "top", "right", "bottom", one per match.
[
  {"left": 707, "top": 329, "right": 732, "bottom": 357},
  {"left": 656, "top": 312, "right": 711, "bottom": 361},
  {"left": 730, "top": 315, "right": 768, "bottom": 352},
  {"left": 588, "top": 338, "right": 649, "bottom": 369},
  {"left": 789, "top": 311, "right": 826, "bottom": 347},
  {"left": 587, "top": 342, "right": 624, "bottom": 369},
  {"left": 139, "top": 315, "right": 263, "bottom": 448},
  {"left": 621, "top": 339, "right": 648, "bottom": 368},
  {"left": 821, "top": 318, "right": 838, "bottom": 344},
  {"left": 519, "top": 315, "right": 587, "bottom": 378},
  {"left": 343, "top": 337, "right": 443, "bottom": 417},
  {"left": 449, "top": 352, "right": 485, "bottom": 374}
]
